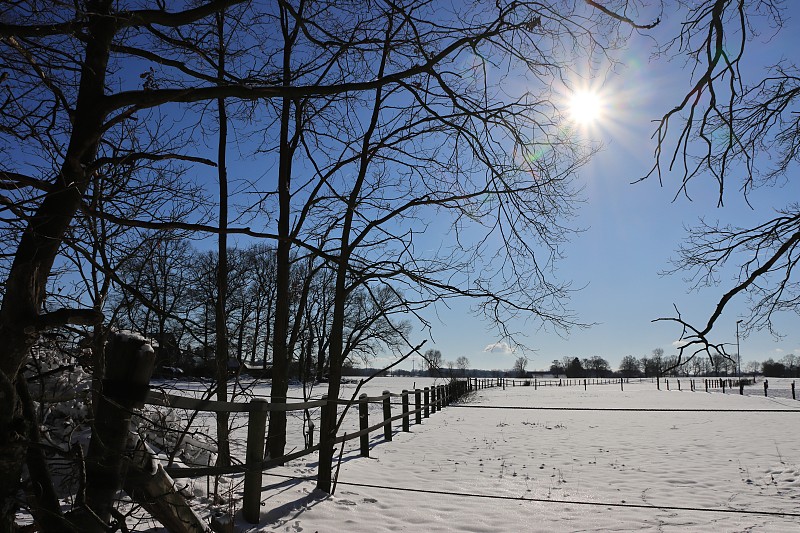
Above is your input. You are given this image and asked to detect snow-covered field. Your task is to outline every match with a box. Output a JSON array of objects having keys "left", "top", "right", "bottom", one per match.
[{"left": 142, "top": 377, "right": 800, "bottom": 532}]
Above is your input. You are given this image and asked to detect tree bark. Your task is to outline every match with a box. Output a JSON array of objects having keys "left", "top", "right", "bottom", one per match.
[
  {"left": 0, "top": 2, "right": 115, "bottom": 528},
  {"left": 267, "top": 3, "right": 300, "bottom": 459},
  {"left": 214, "top": 9, "right": 232, "bottom": 471},
  {"left": 316, "top": 19, "right": 390, "bottom": 492}
]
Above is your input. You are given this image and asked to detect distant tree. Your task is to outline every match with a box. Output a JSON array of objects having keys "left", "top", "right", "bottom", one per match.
[
  {"left": 565, "top": 357, "right": 584, "bottom": 378},
  {"left": 550, "top": 359, "right": 566, "bottom": 377},
  {"left": 780, "top": 354, "right": 800, "bottom": 378},
  {"left": 512, "top": 356, "right": 529, "bottom": 378},
  {"left": 710, "top": 352, "right": 736, "bottom": 376},
  {"left": 582, "top": 356, "right": 611, "bottom": 378},
  {"left": 652, "top": 348, "right": 664, "bottom": 359},
  {"left": 643, "top": 348, "right": 665, "bottom": 377},
  {"left": 618, "top": 356, "right": 642, "bottom": 378},
  {"left": 744, "top": 360, "right": 762, "bottom": 375},
  {"left": 762, "top": 359, "right": 787, "bottom": 377},
  {"left": 425, "top": 349, "right": 443, "bottom": 377},
  {"left": 663, "top": 355, "right": 682, "bottom": 377},
  {"left": 456, "top": 356, "right": 470, "bottom": 377}
]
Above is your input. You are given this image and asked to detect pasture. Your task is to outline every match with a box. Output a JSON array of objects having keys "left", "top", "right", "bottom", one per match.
[{"left": 138, "top": 377, "right": 800, "bottom": 531}]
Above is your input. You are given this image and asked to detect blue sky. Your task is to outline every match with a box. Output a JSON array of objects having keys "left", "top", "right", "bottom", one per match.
[
  {"left": 397, "top": 8, "right": 800, "bottom": 372},
  {"left": 9, "top": 2, "right": 796, "bottom": 374}
]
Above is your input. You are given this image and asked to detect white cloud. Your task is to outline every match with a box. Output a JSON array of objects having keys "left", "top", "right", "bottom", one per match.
[
  {"left": 483, "top": 342, "right": 514, "bottom": 354},
  {"left": 774, "top": 348, "right": 785, "bottom": 354},
  {"left": 672, "top": 339, "right": 689, "bottom": 348}
]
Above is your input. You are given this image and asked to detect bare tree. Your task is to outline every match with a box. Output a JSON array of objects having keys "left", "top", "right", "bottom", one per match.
[
  {"left": 456, "top": 356, "right": 470, "bottom": 377},
  {"left": 0, "top": 0, "right": 440, "bottom": 526},
  {"left": 513, "top": 356, "right": 529, "bottom": 378},
  {"left": 424, "top": 349, "right": 444, "bottom": 377},
  {"left": 582, "top": 356, "right": 611, "bottom": 378},
  {"left": 646, "top": 1, "right": 800, "bottom": 370},
  {"left": 3, "top": 0, "right": 738, "bottom": 527},
  {"left": 618, "top": 355, "right": 642, "bottom": 378},
  {"left": 301, "top": 0, "right": 647, "bottom": 492}
]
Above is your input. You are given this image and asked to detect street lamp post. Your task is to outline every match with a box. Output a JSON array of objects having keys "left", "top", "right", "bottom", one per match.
[{"left": 736, "top": 319, "right": 743, "bottom": 377}]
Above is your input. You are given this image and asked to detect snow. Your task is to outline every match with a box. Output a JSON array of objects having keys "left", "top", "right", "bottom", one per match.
[
  {"left": 147, "top": 377, "right": 800, "bottom": 531},
  {"left": 115, "top": 329, "right": 153, "bottom": 345}
]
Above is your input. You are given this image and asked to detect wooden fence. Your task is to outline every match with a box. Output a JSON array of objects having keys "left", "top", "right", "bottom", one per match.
[
  {"left": 144, "top": 378, "right": 483, "bottom": 523},
  {"left": 501, "top": 377, "right": 629, "bottom": 390},
  {"left": 141, "top": 374, "right": 795, "bottom": 524},
  {"left": 659, "top": 377, "right": 755, "bottom": 394}
]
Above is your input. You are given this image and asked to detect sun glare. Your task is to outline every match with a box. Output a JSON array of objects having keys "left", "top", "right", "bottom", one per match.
[{"left": 568, "top": 90, "right": 604, "bottom": 126}]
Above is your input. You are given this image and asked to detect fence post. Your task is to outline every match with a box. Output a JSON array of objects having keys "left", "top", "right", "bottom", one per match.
[
  {"left": 722, "top": 380, "right": 726, "bottom": 394},
  {"left": 705, "top": 379, "right": 708, "bottom": 393},
  {"left": 382, "top": 391, "right": 392, "bottom": 441},
  {"left": 307, "top": 420, "right": 315, "bottom": 448},
  {"left": 583, "top": 378, "right": 587, "bottom": 391},
  {"left": 764, "top": 380, "right": 769, "bottom": 397},
  {"left": 793, "top": 381, "right": 796, "bottom": 400},
  {"left": 424, "top": 387, "right": 430, "bottom": 418},
  {"left": 678, "top": 379, "right": 681, "bottom": 391},
  {"left": 243, "top": 398, "right": 268, "bottom": 524},
  {"left": 431, "top": 386, "right": 437, "bottom": 414},
  {"left": 415, "top": 389, "right": 422, "bottom": 424},
  {"left": 74, "top": 333, "right": 156, "bottom": 532},
  {"left": 402, "top": 390, "right": 410, "bottom": 432},
  {"left": 438, "top": 385, "right": 444, "bottom": 410},
  {"left": 359, "top": 393, "right": 370, "bottom": 457},
  {"left": 620, "top": 377, "right": 623, "bottom": 391},
  {"left": 657, "top": 376, "right": 660, "bottom": 390}
]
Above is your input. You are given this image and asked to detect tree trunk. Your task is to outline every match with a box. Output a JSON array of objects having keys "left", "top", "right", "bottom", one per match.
[
  {"left": 123, "top": 436, "right": 207, "bottom": 533},
  {"left": 316, "top": 31, "right": 388, "bottom": 491},
  {"left": 214, "top": 10, "right": 231, "bottom": 470},
  {"left": 0, "top": 2, "right": 115, "bottom": 527},
  {"left": 267, "top": 13, "right": 298, "bottom": 458},
  {"left": 267, "top": 97, "right": 291, "bottom": 458},
  {"left": 316, "top": 255, "right": 349, "bottom": 492}
]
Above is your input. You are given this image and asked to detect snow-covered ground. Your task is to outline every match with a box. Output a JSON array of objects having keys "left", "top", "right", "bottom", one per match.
[{"left": 144, "top": 377, "right": 800, "bottom": 532}]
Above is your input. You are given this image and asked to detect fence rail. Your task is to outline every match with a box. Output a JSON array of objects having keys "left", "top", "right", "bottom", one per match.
[
  {"left": 142, "top": 374, "right": 797, "bottom": 523},
  {"left": 146, "top": 378, "right": 481, "bottom": 523}
]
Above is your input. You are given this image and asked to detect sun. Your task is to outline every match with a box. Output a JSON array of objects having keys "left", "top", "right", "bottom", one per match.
[{"left": 568, "top": 89, "right": 604, "bottom": 125}]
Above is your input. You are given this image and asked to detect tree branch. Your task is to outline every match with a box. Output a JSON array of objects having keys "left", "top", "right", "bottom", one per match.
[
  {"left": 585, "top": 0, "right": 660, "bottom": 30},
  {"left": 31, "top": 308, "right": 105, "bottom": 331}
]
